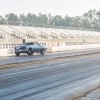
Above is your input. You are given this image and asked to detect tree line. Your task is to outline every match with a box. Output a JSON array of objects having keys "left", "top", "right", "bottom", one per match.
[{"left": 0, "top": 9, "right": 100, "bottom": 30}]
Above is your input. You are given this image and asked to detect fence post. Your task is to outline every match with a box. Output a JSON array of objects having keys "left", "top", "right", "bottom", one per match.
[{"left": 23, "top": 39, "right": 25, "bottom": 43}]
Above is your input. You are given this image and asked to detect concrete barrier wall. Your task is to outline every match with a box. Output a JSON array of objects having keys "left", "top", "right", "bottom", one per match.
[
  {"left": 0, "top": 44, "right": 100, "bottom": 56},
  {"left": 0, "top": 48, "right": 15, "bottom": 56},
  {"left": 51, "top": 44, "right": 100, "bottom": 52}
]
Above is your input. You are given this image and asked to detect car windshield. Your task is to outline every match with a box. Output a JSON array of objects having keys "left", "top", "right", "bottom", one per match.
[{"left": 23, "top": 43, "right": 33, "bottom": 45}]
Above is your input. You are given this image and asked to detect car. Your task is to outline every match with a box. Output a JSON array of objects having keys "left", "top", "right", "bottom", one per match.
[{"left": 15, "top": 42, "right": 47, "bottom": 56}]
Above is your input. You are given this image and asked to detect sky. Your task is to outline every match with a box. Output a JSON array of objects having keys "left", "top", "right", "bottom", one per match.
[{"left": 0, "top": 0, "right": 100, "bottom": 17}]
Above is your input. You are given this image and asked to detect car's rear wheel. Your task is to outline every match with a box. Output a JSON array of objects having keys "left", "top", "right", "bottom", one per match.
[
  {"left": 27, "top": 48, "right": 33, "bottom": 55},
  {"left": 15, "top": 52, "right": 20, "bottom": 56},
  {"left": 40, "top": 49, "right": 45, "bottom": 55}
]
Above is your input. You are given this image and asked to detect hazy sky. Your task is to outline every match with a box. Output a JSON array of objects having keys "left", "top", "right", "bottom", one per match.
[{"left": 0, "top": 0, "right": 100, "bottom": 17}]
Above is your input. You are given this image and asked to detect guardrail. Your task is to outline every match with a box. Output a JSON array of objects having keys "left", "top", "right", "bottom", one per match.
[{"left": 0, "top": 42, "right": 100, "bottom": 49}]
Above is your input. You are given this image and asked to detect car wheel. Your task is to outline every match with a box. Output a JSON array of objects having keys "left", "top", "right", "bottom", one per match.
[
  {"left": 15, "top": 52, "right": 20, "bottom": 56},
  {"left": 40, "top": 49, "right": 45, "bottom": 55},
  {"left": 27, "top": 48, "right": 33, "bottom": 55}
]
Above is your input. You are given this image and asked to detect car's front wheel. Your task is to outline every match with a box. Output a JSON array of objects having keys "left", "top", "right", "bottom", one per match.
[
  {"left": 40, "top": 49, "right": 45, "bottom": 55},
  {"left": 27, "top": 48, "right": 33, "bottom": 55},
  {"left": 15, "top": 52, "right": 20, "bottom": 56}
]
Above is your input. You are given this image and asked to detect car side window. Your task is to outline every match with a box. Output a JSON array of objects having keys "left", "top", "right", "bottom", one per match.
[
  {"left": 34, "top": 42, "right": 40, "bottom": 46},
  {"left": 27, "top": 43, "right": 33, "bottom": 45},
  {"left": 30, "top": 43, "right": 33, "bottom": 45}
]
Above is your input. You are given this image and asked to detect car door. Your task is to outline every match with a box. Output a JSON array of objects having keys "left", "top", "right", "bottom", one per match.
[
  {"left": 34, "top": 42, "right": 41, "bottom": 52},
  {"left": 31, "top": 42, "right": 36, "bottom": 52},
  {"left": 27, "top": 42, "right": 35, "bottom": 52}
]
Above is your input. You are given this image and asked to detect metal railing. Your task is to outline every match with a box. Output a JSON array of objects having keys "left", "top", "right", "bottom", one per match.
[{"left": 0, "top": 42, "right": 100, "bottom": 49}]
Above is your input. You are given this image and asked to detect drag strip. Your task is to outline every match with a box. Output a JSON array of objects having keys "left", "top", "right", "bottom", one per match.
[{"left": 0, "top": 52, "right": 100, "bottom": 100}]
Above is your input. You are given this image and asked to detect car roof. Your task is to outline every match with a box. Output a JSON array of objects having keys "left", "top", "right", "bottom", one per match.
[{"left": 24, "top": 42, "right": 38, "bottom": 44}]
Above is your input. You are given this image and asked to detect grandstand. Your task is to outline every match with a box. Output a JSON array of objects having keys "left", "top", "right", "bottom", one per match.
[
  {"left": 0, "top": 24, "right": 100, "bottom": 40},
  {"left": 0, "top": 21, "right": 100, "bottom": 50}
]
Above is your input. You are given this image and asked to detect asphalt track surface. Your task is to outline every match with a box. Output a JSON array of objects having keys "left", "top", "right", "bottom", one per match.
[
  {"left": 0, "top": 48, "right": 100, "bottom": 100},
  {"left": 0, "top": 48, "right": 100, "bottom": 65}
]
